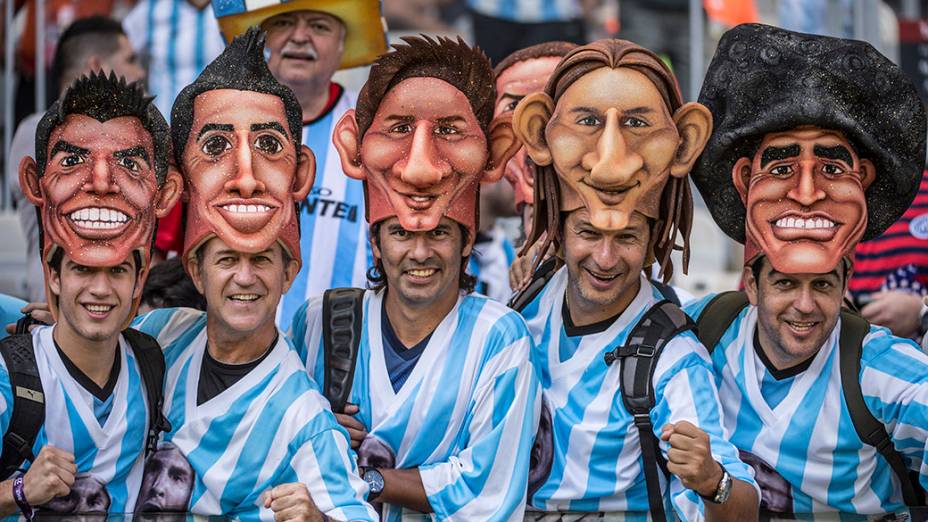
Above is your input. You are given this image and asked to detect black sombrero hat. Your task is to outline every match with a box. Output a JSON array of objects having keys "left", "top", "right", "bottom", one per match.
[{"left": 693, "top": 23, "right": 926, "bottom": 243}]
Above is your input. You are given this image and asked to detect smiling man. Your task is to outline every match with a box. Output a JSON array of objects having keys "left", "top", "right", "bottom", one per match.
[
  {"left": 3, "top": 72, "right": 181, "bottom": 516},
  {"left": 511, "top": 40, "right": 758, "bottom": 521},
  {"left": 289, "top": 36, "right": 540, "bottom": 521},
  {"left": 132, "top": 28, "right": 376, "bottom": 522},
  {"left": 687, "top": 24, "right": 928, "bottom": 515}
]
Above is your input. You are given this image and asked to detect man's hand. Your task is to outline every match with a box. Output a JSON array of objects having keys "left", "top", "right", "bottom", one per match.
[
  {"left": 860, "top": 291, "right": 923, "bottom": 338},
  {"left": 22, "top": 446, "right": 76, "bottom": 506},
  {"left": 5, "top": 302, "right": 53, "bottom": 335},
  {"left": 660, "top": 421, "right": 723, "bottom": 497},
  {"left": 335, "top": 403, "right": 368, "bottom": 450},
  {"left": 509, "top": 240, "right": 553, "bottom": 292},
  {"left": 263, "top": 483, "right": 325, "bottom": 522}
]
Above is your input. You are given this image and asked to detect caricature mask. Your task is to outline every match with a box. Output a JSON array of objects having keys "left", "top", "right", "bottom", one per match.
[
  {"left": 19, "top": 72, "right": 182, "bottom": 325},
  {"left": 693, "top": 24, "right": 926, "bottom": 274},
  {"left": 171, "top": 27, "right": 315, "bottom": 270},
  {"left": 493, "top": 42, "right": 577, "bottom": 211},
  {"left": 333, "top": 35, "right": 519, "bottom": 237}
]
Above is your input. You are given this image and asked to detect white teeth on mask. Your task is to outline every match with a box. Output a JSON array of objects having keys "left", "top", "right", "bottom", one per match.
[
  {"left": 229, "top": 294, "right": 259, "bottom": 301},
  {"left": 69, "top": 207, "right": 129, "bottom": 228},
  {"left": 221, "top": 204, "right": 271, "bottom": 213},
  {"left": 410, "top": 196, "right": 432, "bottom": 202},
  {"left": 774, "top": 217, "right": 835, "bottom": 229}
]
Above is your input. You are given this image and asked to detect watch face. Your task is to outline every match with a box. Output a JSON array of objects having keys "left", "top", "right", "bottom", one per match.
[
  {"left": 365, "top": 469, "right": 385, "bottom": 494},
  {"left": 716, "top": 470, "right": 733, "bottom": 504}
]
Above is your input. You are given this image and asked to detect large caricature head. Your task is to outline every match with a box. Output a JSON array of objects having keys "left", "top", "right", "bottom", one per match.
[
  {"left": 333, "top": 35, "right": 519, "bottom": 237},
  {"left": 493, "top": 42, "right": 577, "bottom": 215},
  {"left": 171, "top": 27, "right": 316, "bottom": 271},
  {"left": 694, "top": 24, "right": 926, "bottom": 274},
  {"left": 19, "top": 72, "right": 182, "bottom": 325},
  {"left": 513, "top": 39, "right": 712, "bottom": 279}
]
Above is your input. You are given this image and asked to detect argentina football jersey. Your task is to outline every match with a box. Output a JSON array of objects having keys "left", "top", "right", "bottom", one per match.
[
  {"left": 277, "top": 88, "right": 372, "bottom": 331},
  {"left": 289, "top": 290, "right": 541, "bottom": 521},
  {"left": 0, "top": 326, "right": 150, "bottom": 513},
  {"left": 686, "top": 296, "right": 928, "bottom": 514},
  {"left": 520, "top": 268, "right": 756, "bottom": 519},
  {"left": 133, "top": 308, "right": 376, "bottom": 521}
]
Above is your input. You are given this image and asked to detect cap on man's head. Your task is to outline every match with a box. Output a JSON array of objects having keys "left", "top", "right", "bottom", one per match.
[{"left": 212, "top": 0, "right": 388, "bottom": 69}]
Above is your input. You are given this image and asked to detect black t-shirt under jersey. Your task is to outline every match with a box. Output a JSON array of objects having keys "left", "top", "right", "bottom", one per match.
[{"left": 196, "top": 334, "right": 276, "bottom": 405}]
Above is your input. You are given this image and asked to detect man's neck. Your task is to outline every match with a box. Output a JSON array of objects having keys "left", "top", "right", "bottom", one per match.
[
  {"left": 566, "top": 276, "right": 640, "bottom": 328},
  {"left": 206, "top": 318, "right": 278, "bottom": 364},
  {"left": 293, "top": 81, "right": 334, "bottom": 123},
  {"left": 383, "top": 287, "right": 459, "bottom": 348},
  {"left": 52, "top": 323, "right": 119, "bottom": 389}
]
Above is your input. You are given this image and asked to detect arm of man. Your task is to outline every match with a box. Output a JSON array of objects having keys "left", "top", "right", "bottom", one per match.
[
  {"left": 859, "top": 331, "right": 928, "bottom": 490},
  {"left": 651, "top": 334, "right": 759, "bottom": 521},
  {"left": 415, "top": 330, "right": 541, "bottom": 520}
]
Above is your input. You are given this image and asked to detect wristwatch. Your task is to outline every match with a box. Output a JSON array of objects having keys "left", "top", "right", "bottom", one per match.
[
  {"left": 699, "top": 466, "right": 732, "bottom": 504},
  {"left": 362, "top": 467, "right": 385, "bottom": 502}
]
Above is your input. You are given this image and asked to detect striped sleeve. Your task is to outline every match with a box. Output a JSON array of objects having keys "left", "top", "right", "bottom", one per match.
[
  {"left": 418, "top": 312, "right": 541, "bottom": 521},
  {"left": 860, "top": 328, "right": 928, "bottom": 490},
  {"left": 650, "top": 333, "right": 758, "bottom": 520}
]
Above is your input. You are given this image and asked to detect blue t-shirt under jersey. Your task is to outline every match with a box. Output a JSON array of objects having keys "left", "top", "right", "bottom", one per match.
[{"left": 381, "top": 311, "right": 430, "bottom": 392}]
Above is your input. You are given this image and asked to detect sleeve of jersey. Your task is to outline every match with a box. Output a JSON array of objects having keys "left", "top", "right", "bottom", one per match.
[
  {"left": 650, "top": 333, "right": 758, "bottom": 520},
  {"left": 285, "top": 296, "right": 325, "bottom": 373},
  {"left": 418, "top": 314, "right": 541, "bottom": 521},
  {"left": 281, "top": 427, "right": 377, "bottom": 522},
  {"left": 859, "top": 329, "right": 928, "bottom": 490}
]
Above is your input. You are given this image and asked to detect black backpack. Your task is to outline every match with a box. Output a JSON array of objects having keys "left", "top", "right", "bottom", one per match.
[
  {"left": 509, "top": 260, "right": 691, "bottom": 518},
  {"left": 321, "top": 288, "right": 366, "bottom": 414},
  {"left": 0, "top": 328, "right": 171, "bottom": 480},
  {"left": 696, "top": 291, "right": 926, "bottom": 511}
]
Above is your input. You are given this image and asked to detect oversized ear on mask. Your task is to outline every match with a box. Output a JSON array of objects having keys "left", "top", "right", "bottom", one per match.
[
  {"left": 154, "top": 166, "right": 184, "bottom": 219},
  {"left": 732, "top": 156, "right": 752, "bottom": 205},
  {"left": 482, "top": 113, "right": 522, "bottom": 183},
  {"left": 333, "top": 109, "right": 366, "bottom": 180},
  {"left": 292, "top": 144, "right": 317, "bottom": 200},
  {"left": 669, "top": 102, "right": 713, "bottom": 179},
  {"left": 19, "top": 157, "right": 44, "bottom": 206},
  {"left": 513, "top": 92, "right": 555, "bottom": 167}
]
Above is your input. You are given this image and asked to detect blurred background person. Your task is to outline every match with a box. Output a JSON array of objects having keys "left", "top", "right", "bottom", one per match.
[
  {"left": 139, "top": 257, "right": 207, "bottom": 314},
  {"left": 466, "top": 0, "right": 587, "bottom": 64}
]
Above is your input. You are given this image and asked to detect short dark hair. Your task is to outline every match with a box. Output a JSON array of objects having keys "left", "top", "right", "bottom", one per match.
[
  {"left": 141, "top": 258, "right": 206, "bottom": 311},
  {"left": 52, "top": 16, "right": 127, "bottom": 93},
  {"left": 493, "top": 41, "right": 577, "bottom": 79},
  {"left": 366, "top": 222, "right": 477, "bottom": 293},
  {"left": 355, "top": 35, "right": 495, "bottom": 141},
  {"left": 170, "top": 27, "right": 303, "bottom": 167},
  {"left": 34, "top": 71, "right": 169, "bottom": 185}
]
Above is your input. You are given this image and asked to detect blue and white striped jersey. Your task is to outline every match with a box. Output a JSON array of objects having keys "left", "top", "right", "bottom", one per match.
[
  {"left": 289, "top": 290, "right": 541, "bottom": 521},
  {"left": 467, "top": 0, "right": 581, "bottom": 23},
  {"left": 277, "top": 89, "right": 371, "bottom": 331},
  {"left": 0, "top": 326, "right": 150, "bottom": 513},
  {"left": 520, "top": 268, "right": 757, "bottom": 519},
  {"left": 123, "top": 0, "right": 227, "bottom": 119},
  {"left": 686, "top": 295, "right": 928, "bottom": 514},
  {"left": 132, "top": 308, "right": 376, "bottom": 522},
  {"left": 468, "top": 225, "right": 517, "bottom": 303}
]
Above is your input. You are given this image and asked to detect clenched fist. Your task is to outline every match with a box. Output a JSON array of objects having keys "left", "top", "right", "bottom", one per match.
[
  {"left": 263, "top": 483, "right": 325, "bottom": 522},
  {"left": 660, "top": 421, "right": 723, "bottom": 497},
  {"left": 23, "top": 446, "right": 76, "bottom": 506}
]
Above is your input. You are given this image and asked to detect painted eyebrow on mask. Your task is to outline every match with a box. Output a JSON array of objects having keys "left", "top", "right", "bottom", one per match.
[
  {"left": 50, "top": 141, "right": 90, "bottom": 157},
  {"left": 113, "top": 146, "right": 150, "bottom": 162},
  {"left": 813, "top": 144, "right": 853, "bottom": 165},
  {"left": 251, "top": 122, "right": 288, "bottom": 137},
  {"left": 760, "top": 144, "right": 801, "bottom": 168},
  {"left": 197, "top": 123, "right": 234, "bottom": 140}
]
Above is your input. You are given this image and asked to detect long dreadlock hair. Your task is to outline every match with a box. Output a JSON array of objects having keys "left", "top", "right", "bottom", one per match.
[{"left": 522, "top": 39, "right": 694, "bottom": 283}]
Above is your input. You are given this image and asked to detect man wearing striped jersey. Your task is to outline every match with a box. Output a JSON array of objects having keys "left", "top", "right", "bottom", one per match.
[
  {"left": 132, "top": 28, "right": 376, "bottom": 522},
  {"left": 212, "top": 0, "right": 388, "bottom": 328},
  {"left": 5, "top": 72, "right": 182, "bottom": 515},
  {"left": 290, "top": 36, "right": 538, "bottom": 521},
  {"left": 688, "top": 24, "right": 928, "bottom": 515},
  {"left": 512, "top": 40, "right": 759, "bottom": 520}
]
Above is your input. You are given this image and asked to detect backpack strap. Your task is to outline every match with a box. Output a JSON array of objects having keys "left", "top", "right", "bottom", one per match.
[
  {"left": 650, "top": 279, "right": 681, "bottom": 306},
  {"left": 508, "top": 257, "right": 559, "bottom": 312},
  {"left": 838, "top": 310, "right": 926, "bottom": 508},
  {"left": 695, "top": 291, "right": 749, "bottom": 355},
  {"left": 604, "top": 300, "right": 696, "bottom": 519},
  {"left": 322, "top": 288, "right": 365, "bottom": 414},
  {"left": 0, "top": 334, "right": 44, "bottom": 480},
  {"left": 122, "top": 328, "right": 171, "bottom": 457}
]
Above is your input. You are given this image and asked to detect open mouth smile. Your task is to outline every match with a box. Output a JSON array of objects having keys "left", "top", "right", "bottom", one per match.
[{"left": 68, "top": 207, "right": 130, "bottom": 230}]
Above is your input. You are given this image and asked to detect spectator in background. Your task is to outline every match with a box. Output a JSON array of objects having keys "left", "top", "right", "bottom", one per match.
[
  {"left": 139, "top": 258, "right": 206, "bottom": 313},
  {"left": 850, "top": 170, "right": 928, "bottom": 341},
  {"left": 212, "top": 0, "right": 388, "bottom": 330},
  {"left": 7, "top": 16, "right": 145, "bottom": 302},
  {"left": 618, "top": 0, "right": 690, "bottom": 98},
  {"left": 467, "top": 0, "right": 586, "bottom": 64}
]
